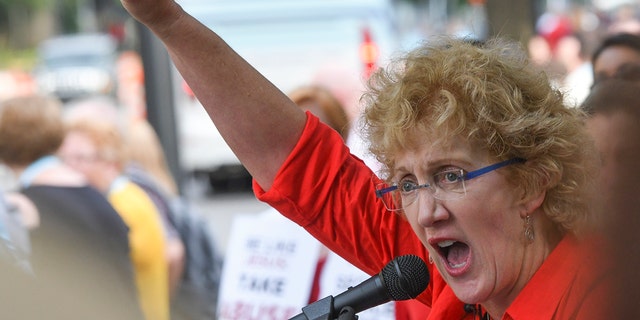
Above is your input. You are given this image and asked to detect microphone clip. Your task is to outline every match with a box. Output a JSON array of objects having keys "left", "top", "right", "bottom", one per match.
[
  {"left": 298, "top": 296, "right": 358, "bottom": 320},
  {"left": 299, "top": 295, "right": 334, "bottom": 320},
  {"left": 337, "top": 306, "right": 358, "bottom": 320}
]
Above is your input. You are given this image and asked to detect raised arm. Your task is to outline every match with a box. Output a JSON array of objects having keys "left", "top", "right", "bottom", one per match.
[{"left": 120, "top": 0, "right": 307, "bottom": 189}]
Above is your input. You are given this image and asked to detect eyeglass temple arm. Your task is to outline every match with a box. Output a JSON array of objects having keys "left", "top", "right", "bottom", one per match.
[
  {"left": 464, "top": 157, "right": 526, "bottom": 180},
  {"left": 375, "top": 185, "right": 398, "bottom": 198}
]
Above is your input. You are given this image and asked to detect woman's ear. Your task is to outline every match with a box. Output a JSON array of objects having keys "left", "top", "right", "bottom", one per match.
[{"left": 518, "top": 188, "right": 546, "bottom": 218}]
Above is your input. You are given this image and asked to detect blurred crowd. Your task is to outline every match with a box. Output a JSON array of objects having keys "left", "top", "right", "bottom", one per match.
[
  {"left": 1, "top": 1, "right": 640, "bottom": 319},
  {"left": 524, "top": 2, "right": 640, "bottom": 106},
  {"left": 0, "top": 49, "right": 223, "bottom": 319}
]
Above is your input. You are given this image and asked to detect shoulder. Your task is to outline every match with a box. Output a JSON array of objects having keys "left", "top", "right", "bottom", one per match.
[{"left": 34, "top": 164, "right": 88, "bottom": 187}]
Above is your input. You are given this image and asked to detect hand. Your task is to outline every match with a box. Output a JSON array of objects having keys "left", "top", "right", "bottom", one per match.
[{"left": 120, "top": 0, "right": 182, "bottom": 29}]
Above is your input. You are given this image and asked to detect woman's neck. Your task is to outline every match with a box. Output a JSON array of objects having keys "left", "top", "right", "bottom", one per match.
[{"left": 481, "top": 216, "right": 564, "bottom": 319}]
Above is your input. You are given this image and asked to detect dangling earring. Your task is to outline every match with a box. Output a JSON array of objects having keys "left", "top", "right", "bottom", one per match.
[
  {"left": 429, "top": 256, "right": 434, "bottom": 264},
  {"left": 524, "top": 214, "right": 535, "bottom": 244}
]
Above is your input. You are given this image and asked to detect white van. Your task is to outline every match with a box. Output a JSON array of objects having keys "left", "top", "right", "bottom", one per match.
[
  {"left": 33, "top": 33, "right": 118, "bottom": 102},
  {"left": 172, "top": 0, "right": 401, "bottom": 187}
]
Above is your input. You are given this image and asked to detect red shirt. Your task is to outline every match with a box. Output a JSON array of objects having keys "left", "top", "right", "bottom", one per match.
[{"left": 255, "top": 113, "right": 612, "bottom": 319}]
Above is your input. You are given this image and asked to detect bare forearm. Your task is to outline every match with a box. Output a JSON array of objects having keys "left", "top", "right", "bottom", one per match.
[{"left": 121, "top": 0, "right": 306, "bottom": 189}]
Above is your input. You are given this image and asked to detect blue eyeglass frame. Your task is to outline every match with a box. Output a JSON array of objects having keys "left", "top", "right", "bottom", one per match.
[{"left": 375, "top": 157, "right": 526, "bottom": 199}]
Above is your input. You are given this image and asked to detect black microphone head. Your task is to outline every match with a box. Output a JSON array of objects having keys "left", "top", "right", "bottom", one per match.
[{"left": 380, "top": 254, "right": 429, "bottom": 300}]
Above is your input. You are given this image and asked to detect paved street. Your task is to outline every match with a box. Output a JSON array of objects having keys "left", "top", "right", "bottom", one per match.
[{"left": 182, "top": 177, "right": 271, "bottom": 255}]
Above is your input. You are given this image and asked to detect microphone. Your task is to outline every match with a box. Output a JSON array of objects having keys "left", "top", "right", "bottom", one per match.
[{"left": 290, "top": 254, "right": 429, "bottom": 320}]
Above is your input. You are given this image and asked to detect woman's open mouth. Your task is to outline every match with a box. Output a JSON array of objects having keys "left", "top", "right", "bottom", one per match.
[{"left": 436, "top": 240, "right": 472, "bottom": 276}]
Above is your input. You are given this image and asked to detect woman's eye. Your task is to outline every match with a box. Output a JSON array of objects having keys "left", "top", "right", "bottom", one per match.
[
  {"left": 437, "top": 170, "right": 463, "bottom": 184},
  {"left": 399, "top": 180, "right": 418, "bottom": 193}
]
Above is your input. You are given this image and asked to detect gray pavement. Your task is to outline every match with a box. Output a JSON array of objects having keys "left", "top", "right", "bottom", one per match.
[{"left": 182, "top": 177, "right": 271, "bottom": 254}]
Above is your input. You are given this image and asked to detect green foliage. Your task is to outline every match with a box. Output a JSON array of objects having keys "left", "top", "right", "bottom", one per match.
[
  {"left": 59, "top": 0, "right": 80, "bottom": 33},
  {"left": 398, "top": 0, "right": 428, "bottom": 5},
  {"left": 0, "top": 0, "right": 49, "bottom": 9},
  {"left": 0, "top": 47, "right": 37, "bottom": 70}
]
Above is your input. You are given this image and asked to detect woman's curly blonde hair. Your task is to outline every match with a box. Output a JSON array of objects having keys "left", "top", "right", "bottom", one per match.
[{"left": 361, "top": 36, "right": 599, "bottom": 236}]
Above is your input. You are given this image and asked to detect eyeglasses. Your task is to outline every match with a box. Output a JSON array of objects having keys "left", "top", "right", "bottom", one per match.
[{"left": 375, "top": 158, "right": 526, "bottom": 211}]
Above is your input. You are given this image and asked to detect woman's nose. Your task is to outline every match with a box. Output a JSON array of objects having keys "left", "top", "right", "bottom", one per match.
[{"left": 416, "top": 191, "right": 449, "bottom": 227}]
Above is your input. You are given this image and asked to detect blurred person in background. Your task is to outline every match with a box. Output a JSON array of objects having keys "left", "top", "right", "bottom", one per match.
[
  {"left": 124, "top": 115, "right": 223, "bottom": 320},
  {"left": 526, "top": 34, "right": 564, "bottom": 86},
  {"left": 580, "top": 77, "right": 640, "bottom": 319},
  {"left": 116, "top": 51, "right": 148, "bottom": 121},
  {"left": 58, "top": 116, "right": 170, "bottom": 320},
  {"left": 607, "top": 4, "right": 640, "bottom": 35},
  {"left": 581, "top": 77, "right": 640, "bottom": 202},
  {"left": 0, "top": 94, "right": 143, "bottom": 319},
  {"left": 0, "top": 70, "right": 36, "bottom": 102},
  {"left": 125, "top": 119, "right": 179, "bottom": 196},
  {"left": 527, "top": 35, "right": 554, "bottom": 71},
  {"left": 287, "top": 85, "right": 351, "bottom": 141},
  {"left": 63, "top": 94, "right": 224, "bottom": 320},
  {"left": 125, "top": 118, "right": 185, "bottom": 294},
  {"left": 3, "top": 190, "right": 39, "bottom": 231},
  {"left": 64, "top": 96, "right": 186, "bottom": 297},
  {"left": 311, "top": 64, "right": 382, "bottom": 174},
  {"left": 0, "top": 191, "right": 33, "bottom": 272},
  {"left": 555, "top": 32, "right": 593, "bottom": 106},
  {"left": 590, "top": 32, "right": 640, "bottom": 86}
]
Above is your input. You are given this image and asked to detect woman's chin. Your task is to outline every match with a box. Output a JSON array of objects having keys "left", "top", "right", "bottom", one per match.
[{"left": 448, "top": 279, "right": 487, "bottom": 305}]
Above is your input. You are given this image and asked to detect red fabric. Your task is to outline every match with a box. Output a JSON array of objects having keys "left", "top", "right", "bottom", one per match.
[
  {"left": 395, "top": 299, "right": 432, "bottom": 320},
  {"left": 502, "top": 235, "right": 613, "bottom": 320},
  {"left": 254, "top": 112, "right": 612, "bottom": 319}
]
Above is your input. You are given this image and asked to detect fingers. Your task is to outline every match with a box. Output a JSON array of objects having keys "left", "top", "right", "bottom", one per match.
[{"left": 120, "top": 0, "right": 182, "bottom": 29}]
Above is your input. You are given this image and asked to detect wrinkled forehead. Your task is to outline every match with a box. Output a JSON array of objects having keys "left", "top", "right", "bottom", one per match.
[
  {"left": 401, "top": 119, "right": 475, "bottom": 153},
  {"left": 393, "top": 139, "right": 461, "bottom": 168},
  {"left": 390, "top": 130, "right": 488, "bottom": 173}
]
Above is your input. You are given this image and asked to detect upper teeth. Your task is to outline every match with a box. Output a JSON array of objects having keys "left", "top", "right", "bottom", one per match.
[{"left": 438, "top": 240, "right": 455, "bottom": 248}]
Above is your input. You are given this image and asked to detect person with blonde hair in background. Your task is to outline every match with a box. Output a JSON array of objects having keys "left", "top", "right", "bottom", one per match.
[
  {"left": 124, "top": 119, "right": 184, "bottom": 287},
  {"left": 63, "top": 95, "right": 187, "bottom": 299},
  {"left": 123, "top": 117, "right": 223, "bottom": 320},
  {"left": 125, "top": 118, "right": 179, "bottom": 196},
  {"left": 287, "top": 85, "right": 350, "bottom": 140},
  {"left": 58, "top": 117, "right": 169, "bottom": 320},
  {"left": 64, "top": 90, "right": 221, "bottom": 319}
]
